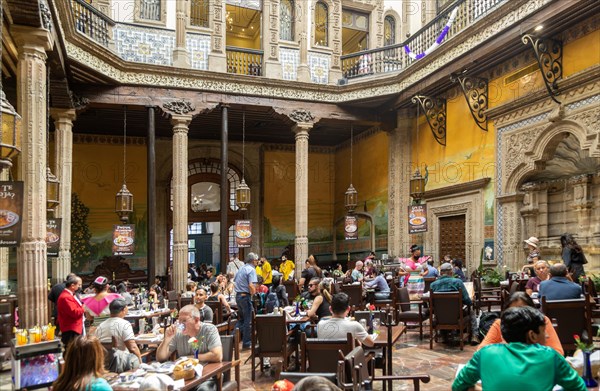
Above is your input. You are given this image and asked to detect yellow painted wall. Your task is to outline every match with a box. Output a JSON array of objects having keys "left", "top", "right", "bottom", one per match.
[
  {"left": 263, "top": 150, "right": 334, "bottom": 244},
  {"left": 335, "top": 132, "right": 389, "bottom": 235},
  {"left": 563, "top": 30, "right": 600, "bottom": 77}
]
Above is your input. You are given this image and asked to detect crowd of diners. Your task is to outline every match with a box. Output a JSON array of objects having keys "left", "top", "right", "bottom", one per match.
[{"left": 44, "top": 231, "right": 590, "bottom": 390}]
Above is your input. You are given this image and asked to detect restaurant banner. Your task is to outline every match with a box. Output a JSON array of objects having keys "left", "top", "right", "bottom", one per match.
[
  {"left": 112, "top": 224, "right": 135, "bottom": 256},
  {"left": 408, "top": 204, "right": 428, "bottom": 234},
  {"left": 46, "top": 218, "right": 62, "bottom": 257},
  {"left": 0, "top": 181, "right": 24, "bottom": 247},
  {"left": 235, "top": 220, "right": 252, "bottom": 248},
  {"left": 344, "top": 215, "right": 358, "bottom": 240}
]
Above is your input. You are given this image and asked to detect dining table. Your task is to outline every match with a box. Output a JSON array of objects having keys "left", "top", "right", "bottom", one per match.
[{"left": 372, "top": 323, "right": 406, "bottom": 391}]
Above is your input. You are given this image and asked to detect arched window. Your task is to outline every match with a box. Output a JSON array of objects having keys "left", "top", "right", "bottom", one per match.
[
  {"left": 314, "top": 1, "right": 328, "bottom": 46},
  {"left": 384, "top": 15, "right": 396, "bottom": 46},
  {"left": 280, "top": 0, "right": 294, "bottom": 41}
]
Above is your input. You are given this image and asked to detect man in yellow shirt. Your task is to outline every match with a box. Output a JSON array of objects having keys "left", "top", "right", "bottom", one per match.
[
  {"left": 256, "top": 257, "right": 273, "bottom": 285},
  {"left": 279, "top": 255, "right": 295, "bottom": 282}
]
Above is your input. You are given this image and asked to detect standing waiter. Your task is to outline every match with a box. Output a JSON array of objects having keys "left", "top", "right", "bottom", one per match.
[{"left": 233, "top": 252, "right": 258, "bottom": 349}]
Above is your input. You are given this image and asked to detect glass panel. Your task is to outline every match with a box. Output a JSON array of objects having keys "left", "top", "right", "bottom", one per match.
[
  {"left": 140, "top": 0, "right": 161, "bottom": 21},
  {"left": 191, "top": 0, "right": 209, "bottom": 27},
  {"left": 314, "top": 2, "right": 328, "bottom": 46},
  {"left": 384, "top": 16, "right": 395, "bottom": 46},
  {"left": 280, "top": 0, "right": 294, "bottom": 41},
  {"left": 191, "top": 182, "right": 221, "bottom": 212},
  {"left": 188, "top": 251, "right": 195, "bottom": 264},
  {"left": 188, "top": 239, "right": 196, "bottom": 248}
]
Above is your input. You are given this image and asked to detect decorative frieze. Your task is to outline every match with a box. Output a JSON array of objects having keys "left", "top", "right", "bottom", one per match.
[
  {"left": 162, "top": 99, "right": 196, "bottom": 115},
  {"left": 289, "top": 109, "right": 315, "bottom": 123}
]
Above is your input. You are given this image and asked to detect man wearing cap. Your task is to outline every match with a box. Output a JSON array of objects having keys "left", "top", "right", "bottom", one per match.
[
  {"left": 430, "top": 263, "right": 472, "bottom": 306},
  {"left": 94, "top": 297, "right": 142, "bottom": 371}
]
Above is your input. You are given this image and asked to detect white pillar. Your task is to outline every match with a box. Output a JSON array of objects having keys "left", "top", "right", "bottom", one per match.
[{"left": 293, "top": 123, "right": 311, "bottom": 278}]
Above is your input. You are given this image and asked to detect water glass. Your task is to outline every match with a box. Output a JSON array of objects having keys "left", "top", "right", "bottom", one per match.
[{"left": 372, "top": 318, "right": 381, "bottom": 335}]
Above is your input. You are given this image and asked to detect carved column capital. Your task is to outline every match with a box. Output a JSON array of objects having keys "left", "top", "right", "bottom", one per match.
[
  {"left": 163, "top": 99, "right": 196, "bottom": 116},
  {"left": 170, "top": 114, "right": 193, "bottom": 132},
  {"left": 289, "top": 109, "right": 315, "bottom": 124},
  {"left": 50, "top": 108, "right": 77, "bottom": 124}
]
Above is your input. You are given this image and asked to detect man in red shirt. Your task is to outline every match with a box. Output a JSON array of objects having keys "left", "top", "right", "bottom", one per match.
[{"left": 57, "top": 275, "right": 84, "bottom": 349}]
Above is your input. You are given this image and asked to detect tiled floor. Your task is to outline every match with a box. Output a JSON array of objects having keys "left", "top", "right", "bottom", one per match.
[{"left": 0, "top": 330, "right": 476, "bottom": 390}]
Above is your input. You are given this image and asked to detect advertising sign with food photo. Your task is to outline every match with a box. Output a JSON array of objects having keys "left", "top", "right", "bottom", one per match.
[
  {"left": 46, "top": 218, "right": 62, "bottom": 257},
  {"left": 408, "top": 204, "right": 428, "bottom": 234},
  {"left": 345, "top": 215, "right": 358, "bottom": 240},
  {"left": 0, "top": 181, "right": 24, "bottom": 247},
  {"left": 235, "top": 220, "right": 252, "bottom": 248},
  {"left": 112, "top": 224, "right": 135, "bottom": 256}
]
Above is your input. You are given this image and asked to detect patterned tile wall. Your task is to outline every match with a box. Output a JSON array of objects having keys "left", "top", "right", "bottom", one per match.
[
  {"left": 279, "top": 47, "right": 299, "bottom": 81},
  {"left": 114, "top": 24, "right": 175, "bottom": 66},
  {"left": 187, "top": 33, "right": 211, "bottom": 71},
  {"left": 308, "top": 52, "right": 330, "bottom": 84}
]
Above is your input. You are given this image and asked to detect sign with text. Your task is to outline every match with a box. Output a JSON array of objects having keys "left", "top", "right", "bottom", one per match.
[
  {"left": 46, "top": 218, "right": 62, "bottom": 257},
  {"left": 345, "top": 215, "right": 358, "bottom": 240},
  {"left": 408, "top": 204, "right": 428, "bottom": 234},
  {"left": 0, "top": 181, "right": 23, "bottom": 247},
  {"left": 235, "top": 220, "right": 252, "bottom": 248},
  {"left": 112, "top": 224, "right": 135, "bottom": 256}
]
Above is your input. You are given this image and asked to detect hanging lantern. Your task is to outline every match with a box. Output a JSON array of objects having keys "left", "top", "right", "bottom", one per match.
[
  {"left": 0, "top": 91, "right": 22, "bottom": 168},
  {"left": 46, "top": 167, "right": 60, "bottom": 212},
  {"left": 410, "top": 169, "right": 426, "bottom": 203},
  {"left": 115, "top": 183, "right": 133, "bottom": 223},
  {"left": 235, "top": 178, "right": 251, "bottom": 210},
  {"left": 345, "top": 184, "right": 358, "bottom": 213}
]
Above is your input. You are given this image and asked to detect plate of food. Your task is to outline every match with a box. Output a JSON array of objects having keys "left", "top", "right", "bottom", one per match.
[
  {"left": 46, "top": 232, "right": 59, "bottom": 243},
  {"left": 409, "top": 216, "right": 426, "bottom": 226},
  {"left": 0, "top": 210, "right": 19, "bottom": 229},
  {"left": 345, "top": 224, "right": 357, "bottom": 233},
  {"left": 114, "top": 236, "right": 134, "bottom": 246},
  {"left": 236, "top": 229, "right": 252, "bottom": 239}
]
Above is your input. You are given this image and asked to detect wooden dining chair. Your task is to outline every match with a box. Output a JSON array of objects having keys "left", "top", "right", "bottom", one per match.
[
  {"left": 473, "top": 277, "right": 503, "bottom": 314},
  {"left": 166, "top": 290, "right": 178, "bottom": 310},
  {"left": 179, "top": 295, "right": 194, "bottom": 309},
  {"left": 251, "top": 313, "right": 296, "bottom": 381},
  {"left": 540, "top": 297, "right": 591, "bottom": 353},
  {"left": 219, "top": 329, "right": 240, "bottom": 391},
  {"left": 300, "top": 331, "right": 354, "bottom": 373},
  {"left": 395, "top": 287, "right": 428, "bottom": 339},
  {"left": 428, "top": 291, "right": 471, "bottom": 350},
  {"left": 341, "top": 284, "right": 364, "bottom": 309}
]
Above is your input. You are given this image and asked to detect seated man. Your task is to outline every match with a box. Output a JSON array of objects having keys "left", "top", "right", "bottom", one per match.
[
  {"left": 453, "top": 306, "right": 585, "bottom": 391},
  {"left": 194, "top": 288, "right": 214, "bottom": 323},
  {"left": 317, "top": 293, "right": 374, "bottom": 347},
  {"left": 94, "top": 298, "right": 142, "bottom": 372},
  {"left": 539, "top": 263, "right": 582, "bottom": 300},
  {"left": 430, "top": 263, "right": 472, "bottom": 306},
  {"left": 157, "top": 305, "right": 222, "bottom": 391}
]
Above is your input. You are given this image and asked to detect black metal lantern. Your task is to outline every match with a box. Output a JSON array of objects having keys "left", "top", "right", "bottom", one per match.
[
  {"left": 235, "top": 178, "right": 251, "bottom": 210},
  {"left": 46, "top": 167, "right": 60, "bottom": 212},
  {"left": 0, "top": 91, "right": 22, "bottom": 169},
  {"left": 345, "top": 184, "right": 358, "bottom": 212},
  {"left": 410, "top": 169, "right": 426, "bottom": 203},
  {"left": 115, "top": 183, "right": 133, "bottom": 223}
]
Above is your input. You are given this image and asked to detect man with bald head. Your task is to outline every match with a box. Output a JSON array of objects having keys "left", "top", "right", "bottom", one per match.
[
  {"left": 539, "top": 263, "right": 582, "bottom": 300},
  {"left": 351, "top": 261, "right": 364, "bottom": 283}
]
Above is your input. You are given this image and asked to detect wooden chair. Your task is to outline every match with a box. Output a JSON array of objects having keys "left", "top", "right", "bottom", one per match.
[
  {"left": 352, "top": 310, "right": 386, "bottom": 369},
  {"left": 251, "top": 313, "right": 296, "bottom": 381},
  {"left": 179, "top": 295, "right": 194, "bottom": 309},
  {"left": 283, "top": 281, "right": 299, "bottom": 301},
  {"left": 423, "top": 277, "right": 437, "bottom": 295},
  {"left": 100, "top": 336, "right": 118, "bottom": 371},
  {"left": 166, "top": 290, "right": 178, "bottom": 310},
  {"left": 341, "top": 284, "right": 364, "bottom": 309},
  {"left": 540, "top": 297, "right": 591, "bottom": 353},
  {"left": 473, "top": 277, "right": 503, "bottom": 314},
  {"left": 395, "top": 287, "right": 428, "bottom": 339},
  {"left": 300, "top": 332, "right": 354, "bottom": 373},
  {"left": 338, "top": 346, "right": 430, "bottom": 391},
  {"left": 428, "top": 291, "right": 471, "bottom": 350},
  {"left": 219, "top": 329, "right": 240, "bottom": 391},
  {"left": 206, "top": 301, "right": 236, "bottom": 335}
]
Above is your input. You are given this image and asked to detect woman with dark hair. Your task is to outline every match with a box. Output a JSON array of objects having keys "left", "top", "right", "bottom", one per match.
[
  {"left": 478, "top": 291, "right": 562, "bottom": 355},
  {"left": 52, "top": 335, "right": 112, "bottom": 390},
  {"left": 306, "top": 278, "right": 332, "bottom": 320},
  {"left": 82, "top": 276, "right": 121, "bottom": 326},
  {"left": 561, "top": 233, "right": 587, "bottom": 282},
  {"left": 117, "top": 282, "right": 132, "bottom": 306},
  {"left": 269, "top": 275, "right": 289, "bottom": 307},
  {"left": 206, "top": 281, "right": 232, "bottom": 317},
  {"left": 332, "top": 263, "right": 344, "bottom": 278},
  {"left": 451, "top": 259, "right": 467, "bottom": 281}
]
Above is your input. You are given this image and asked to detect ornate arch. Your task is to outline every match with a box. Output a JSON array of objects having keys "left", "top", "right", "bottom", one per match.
[{"left": 383, "top": 9, "right": 401, "bottom": 46}]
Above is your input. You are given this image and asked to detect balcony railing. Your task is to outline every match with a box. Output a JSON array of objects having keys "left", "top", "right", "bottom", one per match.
[
  {"left": 341, "top": 0, "right": 506, "bottom": 79},
  {"left": 70, "top": 0, "right": 114, "bottom": 47},
  {"left": 226, "top": 47, "right": 264, "bottom": 76}
]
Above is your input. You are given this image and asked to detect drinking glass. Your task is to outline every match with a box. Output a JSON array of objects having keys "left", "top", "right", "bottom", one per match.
[
  {"left": 372, "top": 318, "right": 381, "bottom": 335},
  {"left": 15, "top": 329, "right": 27, "bottom": 346}
]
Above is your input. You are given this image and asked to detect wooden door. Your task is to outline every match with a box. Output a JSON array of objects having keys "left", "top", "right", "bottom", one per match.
[{"left": 439, "top": 215, "right": 466, "bottom": 263}]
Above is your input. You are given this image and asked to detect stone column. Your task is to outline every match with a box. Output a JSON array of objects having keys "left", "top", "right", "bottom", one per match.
[
  {"left": 13, "top": 26, "right": 53, "bottom": 328},
  {"left": 296, "top": 0, "right": 310, "bottom": 83},
  {"left": 171, "top": 115, "right": 191, "bottom": 293},
  {"left": 569, "top": 174, "right": 593, "bottom": 240},
  {"left": 173, "top": 0, "right": 190, "bottom": 68},
  {"left": 497, "top": 193, "right": 524, "bottom": 271},
  {"left": 263, "top": 0, "right": 282, "bottom": 78},
  {"left": 329, "top": 0, "right": 343, "bottom": 84},
  {"left": 208, "top": 0, "right": 227, "bottom": 72},
  {"left": 387, "top": 109, "right": 414, "bottom": 257},
  {"left": 50, "top": 109, "right": 76, "bottom": 285},
  {"left": 0, "top": 169, "right": 8, "bottom": 285},
  {"left": 292, "top": 122, "right": 312, "bottom": 278},
  {"left": 519, "top": 182, "right": 540, "bottom": 249}
]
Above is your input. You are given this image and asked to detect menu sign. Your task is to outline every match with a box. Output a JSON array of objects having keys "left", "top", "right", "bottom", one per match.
[
  {"left": 46, "top": 218, "right": 62, "bottom": 257},
  {"left": 0, "top": 181, "right": 23, "bottom": 247},
  {"left": 345, "top": 215, "right": 358, "bottom": 240},
  {"left": 235, "top": 220, "right": 252, "bottom": 248},
  {"left": 112, "top": 224, "right": 135, "bottom": 256},
  {"left": 408, "top": 204, "right": 428, "bottom": 234}
]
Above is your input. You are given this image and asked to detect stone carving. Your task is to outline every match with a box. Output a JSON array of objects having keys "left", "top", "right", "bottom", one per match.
[
  {"left": 40, "top": 1, "right": 53, "bottom": 32},
  {"left": 163, "top": 99, "right": 195, "bottom": 115},
  {"left": 70, "top": 91, "right": 90, "bottom": 109},
  {"left": 289, "top": 109, "right": 315, "bottom": 123},
  {"left": 503, "top": 125, "right": 545, "bottom": 178},
  {"left": 568, "top": 107, "right": 600, "bottom": 136}
]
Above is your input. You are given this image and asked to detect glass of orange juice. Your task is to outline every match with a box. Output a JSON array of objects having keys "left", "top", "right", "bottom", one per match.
[
  {"left": 46, "top": 326, "right": 55, "bottom": 340},
  {"left": 16, "top": 329, "right": 27, "bottom": 346}
]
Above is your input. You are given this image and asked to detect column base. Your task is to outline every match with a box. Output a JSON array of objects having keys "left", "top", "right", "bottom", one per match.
[
  {"left": 209, "top": 53, "right": 227, "bottom": 73},
  {"left": 173, "top": 47, "right": 190, "bottom": 68},
  {"left": 297, "top": 64, "right": 310, "bottom": 83},
  {"left": 263, "top": 60, "right": 282, "bottom": 79},
  {"left": 17, "top": 240, "right": 48, "bottom": 328}
]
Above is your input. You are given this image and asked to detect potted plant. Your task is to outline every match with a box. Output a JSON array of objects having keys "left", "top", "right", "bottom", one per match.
[{"left": 481, "top": 268, "right": 503, "bottom": 287}]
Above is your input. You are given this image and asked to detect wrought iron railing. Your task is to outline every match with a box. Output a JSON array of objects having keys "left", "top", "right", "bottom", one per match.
[
  {"left": 70, "top": 0, "right": 114, "bottom": 47},
  {"left": 340, "top": 0, "right": 506, "bottom": 79},
  {"left": 226, "top": 47, "right": 264, "bottom": 76}
]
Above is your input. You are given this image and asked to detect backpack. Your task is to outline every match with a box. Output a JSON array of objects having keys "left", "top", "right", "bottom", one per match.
[
  {"left": 477, "top": 311, "right": 501, "bottom": 341},
  {"left": 265, "top": 289, "right": 280, "bottom": 314},
  {"left": 252, "top": 292, "right": 266, "bottom": 314}
]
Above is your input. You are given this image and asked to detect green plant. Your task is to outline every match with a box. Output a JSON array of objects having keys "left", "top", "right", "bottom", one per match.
[
  {"left": 481, "top": 268, "right": 503, "bottom": 287},
  {"left": 588, "top": 274, "right": 600, "bottom": 293}
]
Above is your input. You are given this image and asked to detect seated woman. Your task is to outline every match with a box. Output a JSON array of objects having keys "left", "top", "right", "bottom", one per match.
[
  {"left": 52, "top": 335, "right": 112, "bottom": 390},
  {"left": 452, "top": 259, "right": 467, "bottom": 281},
  {"left": 82, "top": 276, "right": 122, "bottom": 326},
  {"left": 306, "top": 278, "right": 332, "bottom": 321},
  {"left": 364, "top": 268, "right": 391, "bottom": 300},
  {"left": 206, "top": 282, "right": 232, "bottom": 318},
  {"left": 478, "top": 291, "right": 563, "bottom": 355},
  {"left": 525, "top": 260, "right": 549, "bottom": 296},
  {"left": 181, "top": 282, "right": 197, "bottom": 298}
]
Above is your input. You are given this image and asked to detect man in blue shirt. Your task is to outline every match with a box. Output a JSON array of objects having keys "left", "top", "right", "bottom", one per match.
[
  {"left": 234, "top": 252, "right": 258, "bottom": 349},
  {"left": 420, "top": 257, "right": 439, "bottom": 278},
  {"left": 539, "top": 263, "right": 582, "bottom": 300},
  {"left": 430, "top": 263, "right": 471, "bottom": 306}
]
